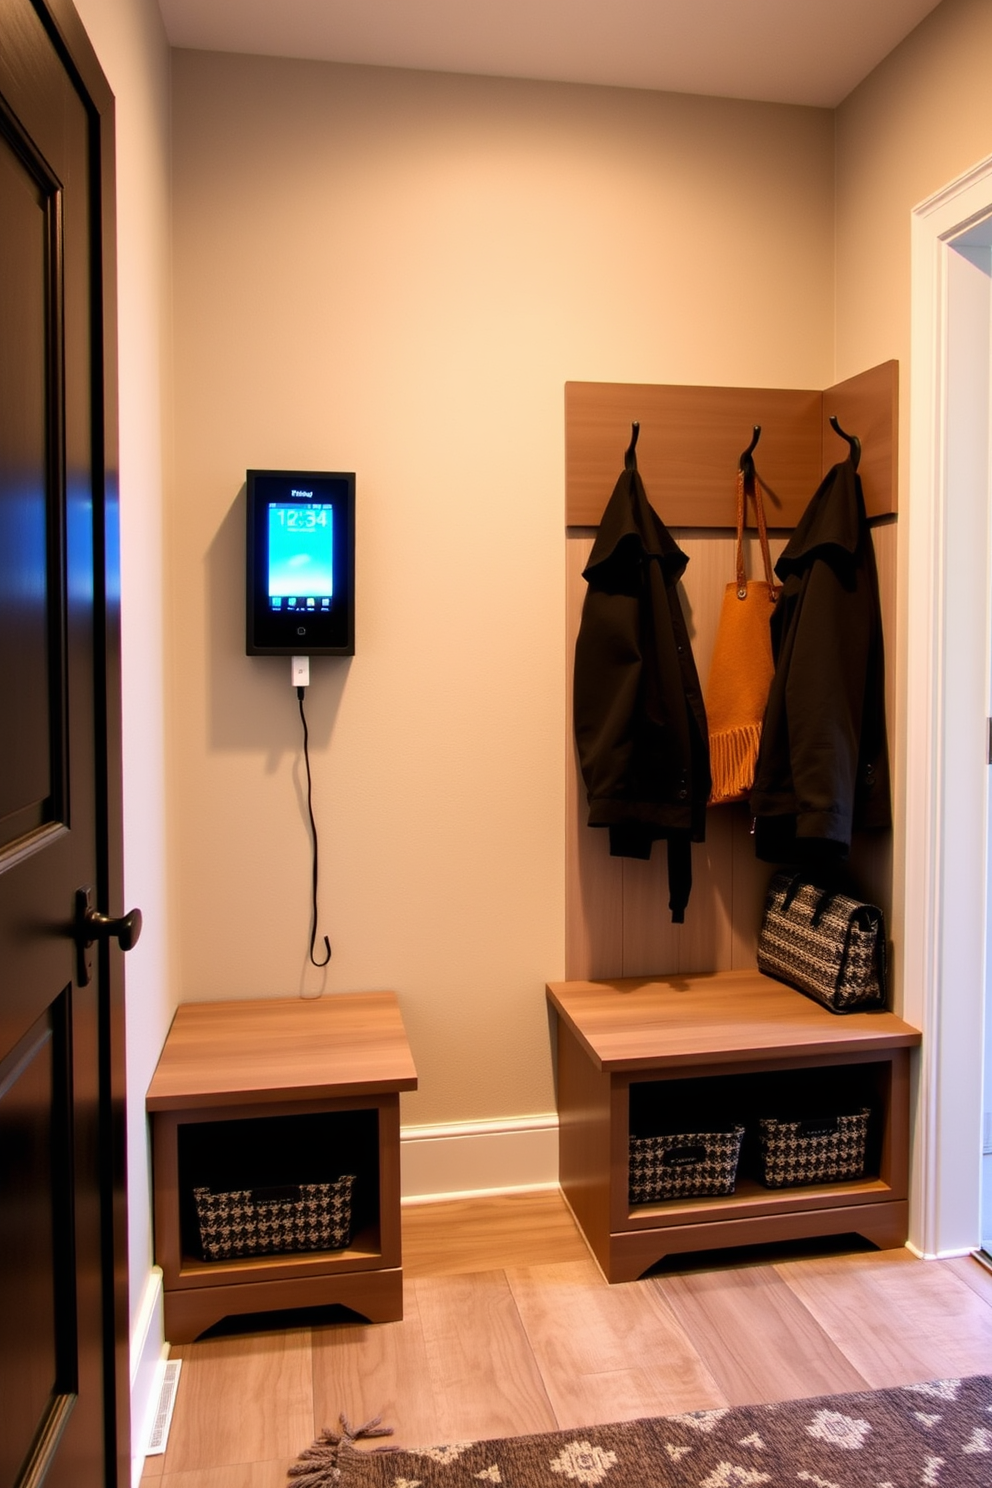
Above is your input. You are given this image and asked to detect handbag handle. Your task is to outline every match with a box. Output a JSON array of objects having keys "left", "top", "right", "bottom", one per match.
[
  {"left": 782, "top": 872, "right": 836, "bottom": 926},
  {"left": 735, "top": 467, "right": 778, "bottom": 601}
]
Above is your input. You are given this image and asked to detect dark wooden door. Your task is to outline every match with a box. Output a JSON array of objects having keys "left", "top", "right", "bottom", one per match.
[{"left": 0, "top": 0, "right": 129, "bottom": 1483}]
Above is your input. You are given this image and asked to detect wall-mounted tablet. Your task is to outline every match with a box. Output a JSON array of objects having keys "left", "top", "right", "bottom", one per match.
[{"left": 246, "top": 469, "right": 355, "bottom": 655}]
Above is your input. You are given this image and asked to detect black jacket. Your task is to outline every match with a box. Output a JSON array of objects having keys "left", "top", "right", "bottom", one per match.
[
  {"left": 750, "top": 456, "right": 891, "bottom": 863},
  {"left": 573, "top": 461, "right": 710, "bottom": 922}
]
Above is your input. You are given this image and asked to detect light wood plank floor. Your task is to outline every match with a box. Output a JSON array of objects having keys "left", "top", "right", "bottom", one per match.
[{"left": 142, "top": 1192, "right": 992, "bottom": 1487}]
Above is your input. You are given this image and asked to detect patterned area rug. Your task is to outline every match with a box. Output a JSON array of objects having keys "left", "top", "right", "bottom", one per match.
[{"left": 288, "top": 1376, "right": 992, "bottom": 1488}]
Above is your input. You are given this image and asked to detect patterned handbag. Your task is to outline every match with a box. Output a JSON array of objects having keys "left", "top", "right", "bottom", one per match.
[
  {"left": 628, "top": 1127, "right": 745, "bottom": 1203},
  {"left": 757, "top": 871, "right": 887, "bottom": 1013},
  {"left": 758, "top": 1109, "right": 871, "bottom": 1188},
  {"left": 193, "top": 1174, "right": 355, "bottom": 1261}
]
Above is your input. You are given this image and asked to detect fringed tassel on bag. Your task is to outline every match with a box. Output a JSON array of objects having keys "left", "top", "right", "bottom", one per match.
[
  {"left": 708, "top": 722, "right": 763, "bottom": 805},
  {"left": 288, "top": 1415, "right": 395, "bottom": 1487}
]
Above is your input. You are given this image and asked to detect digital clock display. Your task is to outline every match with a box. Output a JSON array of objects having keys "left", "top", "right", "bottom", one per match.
[
  {"left": 246, "top": 469, "right": 355, "bottom": 656},
  {"left": 268, "top": 503, "right": 334, "bottom": 609}
]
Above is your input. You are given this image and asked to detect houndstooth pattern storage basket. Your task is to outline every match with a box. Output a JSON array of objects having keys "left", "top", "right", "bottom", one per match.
[
  {"left": 757, "top": 872, "right": 886, "bottom": 1013},
  {"left": 758, "top": 1109, "right": 870, "bottom": 1188},
  {"left": 628, "top": 1127, "right": 745, "bottom": 1204},
  {"left": 193, "top": 1174, "right": 355, "bottom": 1261}
]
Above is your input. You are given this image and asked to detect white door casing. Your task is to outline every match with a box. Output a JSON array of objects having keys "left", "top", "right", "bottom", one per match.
[{"left": 907, "top": 155, "right": 992, "bottom": 1258}]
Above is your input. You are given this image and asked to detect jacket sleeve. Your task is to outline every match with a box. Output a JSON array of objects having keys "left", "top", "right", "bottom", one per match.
[
  {"left": 573, "top": 582, "right": 642, "bottom": 821},
  {"left": 782, "top": 555, "right": 869, "bottom": 850}
]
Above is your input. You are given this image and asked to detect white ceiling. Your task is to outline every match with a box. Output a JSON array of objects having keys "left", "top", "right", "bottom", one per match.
[{"left": 156, "top": 0, "right": 942, "bottom": 108}]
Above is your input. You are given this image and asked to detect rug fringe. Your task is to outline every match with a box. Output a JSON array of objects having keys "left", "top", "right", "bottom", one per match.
[{"left": 288, "top": 1415, "right": 394, "bottom": 1486}]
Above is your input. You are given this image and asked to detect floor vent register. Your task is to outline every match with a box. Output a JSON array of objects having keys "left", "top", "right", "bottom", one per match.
[{"left": 146, "top": 1358, "right": 182, "bottom": 1456}]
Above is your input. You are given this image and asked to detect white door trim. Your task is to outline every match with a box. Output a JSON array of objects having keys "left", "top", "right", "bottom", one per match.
[{"left": 906, "top": 154, "right": 992, "bottom": 1257}]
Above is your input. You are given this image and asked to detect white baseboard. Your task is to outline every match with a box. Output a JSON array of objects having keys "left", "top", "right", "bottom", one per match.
[
  {"left": 904, "top": 1241, "right": 977, "bottom": 1261},
  {"left": 130, "top": 1265, "right": 167, "bottom": 1488},
  {"left": 400, "top": 1114, "right": 559, "bottom": 1202}
]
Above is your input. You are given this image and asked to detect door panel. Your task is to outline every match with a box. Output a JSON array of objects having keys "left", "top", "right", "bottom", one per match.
[
  {"left": 0, "top": 128, "right": 57, "bottom": 848},
  {"left": 0, "top": 0, "right": 126, "bottom": 1483},
  {"left": 0, "top": 1001, "right": 76, "bottom": 1487}
]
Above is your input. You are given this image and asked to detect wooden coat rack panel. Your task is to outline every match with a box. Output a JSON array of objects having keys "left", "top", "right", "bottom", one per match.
[
  {"left": 564, "top": 522, "right": 897, "bottom": 982},
  {"left": 565, "top": 360, "right": 898, "bottom": 527}
]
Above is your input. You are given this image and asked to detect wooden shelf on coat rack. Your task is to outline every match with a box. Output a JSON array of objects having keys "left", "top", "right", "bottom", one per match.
[{"left": 565, "top": 360, "right": 898, "bottom": 527}]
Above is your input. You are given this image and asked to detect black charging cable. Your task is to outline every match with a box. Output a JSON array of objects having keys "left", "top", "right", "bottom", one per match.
[{"left": 297, "top": 686, "right": 332, "bottom": 967}]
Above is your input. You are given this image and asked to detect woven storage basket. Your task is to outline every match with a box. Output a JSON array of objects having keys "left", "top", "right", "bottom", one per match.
[
  {"left": 758, "top": 1110, "right": 870, "bottom": 1189},
  {"left": 193, "top": 1174, "right": 354, "bottom": 1261},
  {"left": 628, "top": 1127, "right": 744, "bottom": 1204}
]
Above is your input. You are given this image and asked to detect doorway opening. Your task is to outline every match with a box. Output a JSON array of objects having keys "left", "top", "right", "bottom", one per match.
[{"left": 944, "top": 214, "right": 992, "bottom": 1261}]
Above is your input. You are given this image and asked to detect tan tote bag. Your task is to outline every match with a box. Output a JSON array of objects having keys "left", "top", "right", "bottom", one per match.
[{"left": 705, "top": 467, "right": 779, "bottom": 805}]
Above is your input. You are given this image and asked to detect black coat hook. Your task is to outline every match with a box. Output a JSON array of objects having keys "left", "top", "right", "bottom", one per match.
[
  {"left": 739, "top": 425, "right": 761, "bottom": 482},
  {"left": 829, "top": 415, "right": 861, "bottom": 470},
  {"left": 624, "top": 421, "right": 640, "bottom": 469}
]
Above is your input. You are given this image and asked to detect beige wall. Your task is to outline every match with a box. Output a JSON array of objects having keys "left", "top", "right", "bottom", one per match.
[
  {"left": 835, "top": 0, "right": 992, "bottom": 384},
  {"left": 170, "top": 51, "right": 834, "bottom": 1125}
]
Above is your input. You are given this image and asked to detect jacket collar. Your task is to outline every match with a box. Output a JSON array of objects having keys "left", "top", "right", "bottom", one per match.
[
  {"left": 775, "top": 457, "right": 865, "bottom": 580},
  {"left": 583, "top": 466, "right": 688, "bottom": 581}
]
